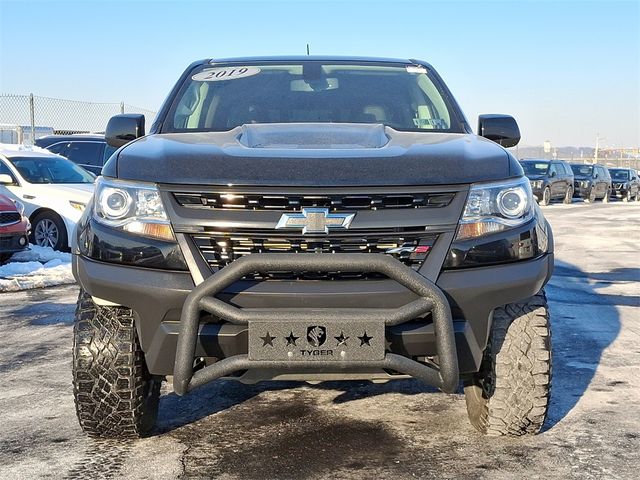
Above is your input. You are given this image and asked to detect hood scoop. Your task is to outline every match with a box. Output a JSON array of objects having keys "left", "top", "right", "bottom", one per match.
[{"left": 238, "top": 123, "right": 390, "bottom": 149}]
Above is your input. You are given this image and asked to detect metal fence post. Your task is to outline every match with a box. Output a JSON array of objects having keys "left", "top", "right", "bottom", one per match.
[{"left": 29, "top": 93, "right": 35, "bottom": 145}]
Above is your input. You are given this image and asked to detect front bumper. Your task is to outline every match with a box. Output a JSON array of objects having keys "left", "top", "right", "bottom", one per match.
[
  {"left": 0, "top": 232, "right": 29, "bottom": 254},
  {"left": 573, "top": 182, "right": 591, "bottom": 198},
  {"left": 73, "top": 249, "right": 554, "bottom": 384},
  {"left": 611, "top": 187, "right": 629, "bottom": 198}
]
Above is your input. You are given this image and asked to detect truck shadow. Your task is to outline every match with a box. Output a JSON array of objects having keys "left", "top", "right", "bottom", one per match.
[
  {"left": 541, "top": 260, "right": 627, "bottom": 431},
  {"left": 155, "top": 259, "right": 627, "bottom": 435}
]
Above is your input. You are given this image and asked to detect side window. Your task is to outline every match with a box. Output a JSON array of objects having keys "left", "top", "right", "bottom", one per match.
[
  {"left": 103, "top": 144, "right": 117, "bottom": 163},
  {"left": 0, "top": 160, "right": 18, "bottom": 184},
  {"left": 549, "top": 164, "right": 558, "bottom": 176},
  {"left": 65, "top": 142, "right": 104, "bottom": 167},
  {"left": 47, "top": 142, "right": 69, "bottom": 156}
]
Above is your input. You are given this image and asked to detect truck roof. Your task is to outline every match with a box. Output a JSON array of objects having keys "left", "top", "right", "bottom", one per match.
[{"left": 207, "top": 55, "right": 430, "bottom": 66}]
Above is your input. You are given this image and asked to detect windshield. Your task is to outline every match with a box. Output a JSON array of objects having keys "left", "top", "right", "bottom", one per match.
[
  {"left": 520, "top": 162, "right": 549, "bottom": 176},
  {"left": 609, "top": 169, "right": 629, "bottom": 181},
  {"left": 570, "top": 165, "right": 593, "bottom": 177},
  {"left": 164, "top": 62, "right": 461, "bottom": 133},
  {"left": 9, "top": 156, "right": 95, "bottom": 184}
]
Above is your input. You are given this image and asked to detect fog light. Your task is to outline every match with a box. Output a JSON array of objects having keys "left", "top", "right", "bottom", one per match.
[{"left": 19, "top": 236, "right": 27, "bottom": 246}]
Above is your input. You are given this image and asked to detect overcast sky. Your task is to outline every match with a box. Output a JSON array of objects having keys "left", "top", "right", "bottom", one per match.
[{"left": 1, "top": 0, "right": 638, "bottom": 148}]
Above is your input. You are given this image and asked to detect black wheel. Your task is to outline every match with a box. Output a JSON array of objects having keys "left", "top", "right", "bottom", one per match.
[
  {"left": 623, "top": 190, "right": 631, "bottom": 203},
  {"left": 464, "top": 291, "right": 551, "bottom": 436},
  {"left": 585, "top": 187, "right": 597, "bottom": 203},
  {"left": 73, "top": 291, "right": 161, "bottom": 438},
  {"left": 540, "top": 187, "right": 551, "bottom": 206},
  {"left": 0, "top": 253, "right": 11, "bottom": 264},
  {"left": 602, "top": 188, "right": 610, "bottom": 203},
  {"left": 31, "top": 211, "right": 67, "bottom": 251},
  {"left": 563, "top": 186, "right": 573, "bottom": 204}
]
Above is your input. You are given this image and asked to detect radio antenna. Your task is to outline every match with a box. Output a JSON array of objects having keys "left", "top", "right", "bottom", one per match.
[{"left": 306, "top": 43, "right": 310, "bottom": 55}]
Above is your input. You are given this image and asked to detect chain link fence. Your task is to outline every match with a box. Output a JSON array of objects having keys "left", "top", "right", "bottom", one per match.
[{"left": 0, "top": 94, "right": 156, "bottom": 144}]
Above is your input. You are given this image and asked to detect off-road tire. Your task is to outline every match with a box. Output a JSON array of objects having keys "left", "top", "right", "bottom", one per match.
[
  {"left": 563, "top": 186, "right": 573, "bottom": 204},
  {"left": 464, "top": 291, "right": 551, "bottom": 436},
  {"left": 540, "top": 187, "right": 551, "bottom": 206},
  {"left": 73, "top": 291, "right": 161, "bottom": 438}
]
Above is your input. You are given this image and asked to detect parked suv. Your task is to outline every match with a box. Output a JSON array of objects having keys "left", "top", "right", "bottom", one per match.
[
  {"left": 71, "top": 56, "right": 554, "bottom": 439},
  {"left": 608, "top": 168, "right": 640, "bottom": 202},
  {"left": 35, "top": 134, "right": 116, "bottom": 175},
  {"left": 0, "top": 194, "right": 29, "bottom": 263},
  {"left": 570, "top": 164, "right": 612, "bottom": 203},
  {"left": 520, "top": 159, "right": 574, "bottom": 205}
]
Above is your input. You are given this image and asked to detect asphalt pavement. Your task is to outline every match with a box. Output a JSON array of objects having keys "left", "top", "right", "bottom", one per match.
[{"left": 0, "top": 202, "right": 638, "bottom": 479}]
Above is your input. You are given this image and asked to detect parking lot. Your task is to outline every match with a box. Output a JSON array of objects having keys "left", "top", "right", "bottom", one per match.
[{"left": 0, "top": 202, "right": 638, "bottom": 480}]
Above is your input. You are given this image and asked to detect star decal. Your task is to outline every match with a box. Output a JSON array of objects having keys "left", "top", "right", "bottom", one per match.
[
  {"left": 335, "top": 331, "right": 349, "bottom": 346},
  {"left": 358, "top": 331, "right": 373, "bottom": 346},
  {"left": 285, "top": 331, "right": 299, "bottom": 346},
  {"left": 260, "top": 332, "right": 276, "bottom": 347}
]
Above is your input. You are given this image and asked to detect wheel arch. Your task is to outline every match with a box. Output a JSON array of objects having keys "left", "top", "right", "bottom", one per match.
[{"left": 29, "top": 208, "right": 72, "bottom": 249}]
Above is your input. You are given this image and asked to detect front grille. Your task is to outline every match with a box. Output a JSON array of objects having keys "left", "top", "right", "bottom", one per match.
[
  {"left": 0, "top": 212, "right": 21, "bottom": 225},
  {"left": 613, "top": 183, "right": 624, "bottom": 189},
  {"left": 192, "top": 229, "right": 436, "bottom": 280},
  {"left": 174, "top": 191, "right": 454, "bottom": 211}
]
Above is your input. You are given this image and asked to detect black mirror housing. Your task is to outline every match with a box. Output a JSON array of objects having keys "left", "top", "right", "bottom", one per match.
[
  {"left": 106, "top": 114, "right": 145, "bottom": 148},
  {"left": 478, "top": 114, "right": 520, "bottom": 148}
]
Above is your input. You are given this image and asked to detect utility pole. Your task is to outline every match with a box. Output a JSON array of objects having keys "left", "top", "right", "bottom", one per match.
[{"left": 594, "top": 133, "right": 605, "bottom": 164}]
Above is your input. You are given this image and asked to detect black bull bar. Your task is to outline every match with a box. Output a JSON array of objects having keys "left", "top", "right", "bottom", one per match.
[{"left": 173, "top": 253, "right": 459, "bottom": 395}]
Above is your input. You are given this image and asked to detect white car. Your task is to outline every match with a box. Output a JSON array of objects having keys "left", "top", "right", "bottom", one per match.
[{"left": 0, "top": 144, "right": 94, "bottom": 251}]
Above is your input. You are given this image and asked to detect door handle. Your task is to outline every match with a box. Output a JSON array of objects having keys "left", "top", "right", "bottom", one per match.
[{"left": 23, "top": 194, "right": 36, "bottom": 200}]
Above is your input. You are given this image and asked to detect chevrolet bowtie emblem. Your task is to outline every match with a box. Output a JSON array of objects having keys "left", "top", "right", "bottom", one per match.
[{"left": 275, "top": 208, "right": 355, "bottom": 234}]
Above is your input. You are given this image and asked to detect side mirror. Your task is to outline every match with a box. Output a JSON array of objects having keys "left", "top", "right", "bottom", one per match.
[
  {"left": 478, "top": 114, "right": 520, "bottom": 148},
  {"left": 550, "top": 171, "right": 557, "bottom": 177},
  {"left": 594, "top": 173, "right": 599, "bottom": 179},
  {"left": 105, "top": 114, "right": 145, "bottom": 148},
  {"left": 0, "top": 173, "right": 14, "bottom": 185}
]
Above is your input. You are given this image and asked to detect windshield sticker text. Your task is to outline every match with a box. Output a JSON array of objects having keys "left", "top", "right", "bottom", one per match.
[{"left": 192, "top": 67, "right": 261, "bottom": 82}]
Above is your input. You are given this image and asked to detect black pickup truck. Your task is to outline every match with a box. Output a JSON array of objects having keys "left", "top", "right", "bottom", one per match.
[{"left": 71, "top": 56, "right": 554, "bottom": 439}]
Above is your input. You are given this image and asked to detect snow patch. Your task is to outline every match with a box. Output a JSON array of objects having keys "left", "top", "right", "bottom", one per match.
[
  {"left": 9, "top": 245, "right": 72, "bottom": 263},
  {"left": 0, "top": 245, "right": 75, "bottom": 292}
]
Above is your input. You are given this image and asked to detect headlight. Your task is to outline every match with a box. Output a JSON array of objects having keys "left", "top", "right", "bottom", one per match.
[
  {"left": 69, "top": 200, "right": 87, "bottom": 212},
  {"left": 531, "top": 180, "right": 543, "bottom": 189},
  {"left": 456, "top": 177, "right": 533, "bottom": 240},
  {"left": 13, "top": 199, "right": 25, "bottom": 216},
  {"left": 581, "top": 180, "right": 590, "bottom": 188},
  {"left": 93, "top": 177, "right": 175, "bottom": 241}
]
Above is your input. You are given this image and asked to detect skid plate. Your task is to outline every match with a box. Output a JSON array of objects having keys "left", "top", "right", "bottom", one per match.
[{"left": 248, "top": 319, "right": 385, "bottom": 362}]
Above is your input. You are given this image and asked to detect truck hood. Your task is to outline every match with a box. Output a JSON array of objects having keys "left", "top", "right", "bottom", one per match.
[{"left": 111, "top": 124, "right": 521, "bottom": 186}]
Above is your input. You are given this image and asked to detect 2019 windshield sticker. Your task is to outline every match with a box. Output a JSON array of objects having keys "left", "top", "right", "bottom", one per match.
[{"left": 192, "top": 67, "right": 261, "bottom": 82}]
